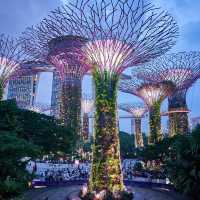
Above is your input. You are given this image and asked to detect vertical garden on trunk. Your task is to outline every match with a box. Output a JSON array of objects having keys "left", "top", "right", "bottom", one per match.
[{"left": 89, "top": 70, "right": 124, "bottom": 193}]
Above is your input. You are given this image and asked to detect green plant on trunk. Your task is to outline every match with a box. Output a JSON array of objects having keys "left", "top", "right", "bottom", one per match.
[
  {"left": 168, "top": 90, "right": 189, "bottom": 136},
  {"left": 89, "top": 69, "right": 124, "bottom": 194},
  {"left": 0, "top": 82, "right": 3, "bottom": 101},
  {"left": 60, "top": 79, "right": 81, "bottom": 135},
  {"left": 60, "top": 79, "right": 81, "bottom": 156},
  {"left": 149, "top": 101, "right": 163, "bottom": 144},
  {"left": 134, "top": 118, "right": 144, "bottom": 148}
]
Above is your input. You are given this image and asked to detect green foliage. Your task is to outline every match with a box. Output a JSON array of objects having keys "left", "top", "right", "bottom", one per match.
[
  {"left": 142, "top": 133, "right": 148, "bottom": 146},
  {"left": 0, "top": 84, "right": 3, "bottom": 101},
  {"left": 0, "top": 100, "right": 76, "bottom": 198},
  {"left": 133, "top": 161, "right": 143, "bottom": 171},
  {"left": 0, "top": 100, "right": 75, "bottom": 156},
  {"left": 89, "top": 70, "right": 124, "bottom": 193},
  {"left": 165, "top": 129, "right": 200, "bottom": 199},
  {"left": 139, "top": 126, "right": 200, "bottom": 199},
  {"left": 119, "top": 131, "right": 136, "bottom": 158},
  {"left": 17, "top": 109, "right": 75, "bottom": 155},
  {"left": 149, "top": 101, "right": 163, "bottom": 144},
  {"left": 138, "top": 137, "right": 172, "bottom": 162},
  {"left": 60, "top": 81, "right": 81, "bottom": 138},
  {"left": 0, "top": 132, "right": 39, "bottom": 199}
]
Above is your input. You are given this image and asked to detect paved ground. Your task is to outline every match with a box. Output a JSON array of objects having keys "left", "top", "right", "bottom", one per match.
[{"left": 23, "top": 185, "right": 190, "bottom": 200}]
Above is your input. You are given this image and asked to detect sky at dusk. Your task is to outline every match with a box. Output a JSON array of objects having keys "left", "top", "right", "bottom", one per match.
[{"left": 0, "top": 0, "right": 200, "bottom": 134}]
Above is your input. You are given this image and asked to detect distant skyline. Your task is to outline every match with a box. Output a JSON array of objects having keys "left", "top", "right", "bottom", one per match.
[{"left": 0, "top": 0, "right": 200, "bottom": 134}]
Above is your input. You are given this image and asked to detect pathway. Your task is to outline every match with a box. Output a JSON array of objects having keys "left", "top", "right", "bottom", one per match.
[{"left": 23, "top": 185, "right": 190, "bottom": 200}]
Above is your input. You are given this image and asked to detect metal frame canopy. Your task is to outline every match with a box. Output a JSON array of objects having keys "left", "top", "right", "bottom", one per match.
[
  {"left": 134, "top": 51, "right": 200, "bottom": 91},
  {"left": 119, "top": 78, "right": 175, "bottom": 108},
  {"left": 20, "top": 0, "right": 178, "bottom": 75},
  {"left": 119, "top": 78, "right": 175, "bottom": 144},
  {"left": 19, "top": 0, "right": 178, "bottom": 197},
  {"left": 118, "top": 102, "right": 147, "bottom": 118},
  {"left": 18, "top": 60, "right": 55, "bottom": 76},
  {"left": 0, "top": 34, "right": 26, "bottom": 88},
  {"left": 118, "top": 102, "right": 147, "bottom": 148},
  {"left": 133, "top": 51, "right": 200, "bottom": 136}
]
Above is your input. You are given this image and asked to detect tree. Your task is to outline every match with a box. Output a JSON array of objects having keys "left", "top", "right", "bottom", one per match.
[
  {"left": 17, "top": 109, "right": 75, "bottom": 156},
  {"left": 119, "top": 131, "right": 135, "bottom": 158},
  {"left": 0, "top": 100, "right": 40, "bottom": 199},
  {"left": 0, "top": 133, "right": 39, "bottom": 199},
  {"left": 138, "top": 126, "right": 200, "bottom": 199},
  {"left": 0, "top": 99, "right": 76, "bottom": 156},
  {"left": 0, "top": 100, "right": 76, "bottom": 198},
  {"left": 165, "top": 129, "right": 200, "bottom": 199}
]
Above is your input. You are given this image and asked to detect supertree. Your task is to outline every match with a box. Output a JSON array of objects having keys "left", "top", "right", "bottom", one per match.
[
  {"left": 20, "top": 0, "right": 178, "bottom": 197},
  {"left": 135, "top": 52, "right": 200, "bottom": 136},
  {"left": 0, "top": 34, "right": 25, "bottom": 100},
  {"left": 81, "top": 94, "right": 94, "bottom": 140},
  {"left": 119, "top": 78, "right": 175, "bottom": 144},
  {"left": 118, "top": 103, "right": 147, "bottom": 148},
  {"left": 19, "top": 60, "right": 54, "bottom": 75},
  {"left": 20, "top": 35, "right": 90, "bottom": 138}
]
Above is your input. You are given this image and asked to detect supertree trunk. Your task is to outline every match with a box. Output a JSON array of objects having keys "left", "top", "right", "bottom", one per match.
[
  {"left": 89, "top": 70, "right": 124, "bottom": 194},
  {"left": 60, "top": 76, "right": 82, "bottom": 137},
  {"left": 0, "top": 83, "right": 3, "bottom": 100},
  {"left": 149, "top": 102, "right": 163, "bottom": 144},
  {"left": 168, "top": 89, "right": 188, "bottom": 136},
  {"left": 134, "top": 118, "right": 144, "bottom": 148},
  {"left": 82, "top": 113, "right": 89, "bottom": 140}
]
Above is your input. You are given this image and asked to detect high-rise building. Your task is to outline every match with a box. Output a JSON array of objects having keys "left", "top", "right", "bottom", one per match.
[
  {"left": 7, "top": 74, "right": 40, "bottom": 108},
  {"left": 7, "top": 61, "right": 54, "bottom": 109},
  {"left": 50, "top": 71, "right": 61, "bottom": 118}
]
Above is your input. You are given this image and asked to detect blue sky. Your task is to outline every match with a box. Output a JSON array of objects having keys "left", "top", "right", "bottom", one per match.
[{"left": 0, "top": 0, "right": 200, "bottom": 134}]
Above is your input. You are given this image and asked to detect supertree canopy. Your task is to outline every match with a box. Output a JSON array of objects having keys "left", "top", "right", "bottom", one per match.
[
  {"left": 81, "top": 94, "right": 94, "bottom": 140},
  {"left": 119, "top": 103, "right": 147, "bottom": 148},
  {"left": 21, "top": 32, "right": 90, "bottom": 138},
  {"left": 135, "top": 52, "right": 200, "bottom": 136},
  {"left": 19, "top": 60, "right": 54, "bottom": 76},
  {"left": 48, "top": 36, "right": 90, "bottom": 137},
  {"left": 119, "top": 78, "right": 175, "bottom": 144},
  {"left": 20, "top": 0, "right": 178, "bottom": 197},
  {"left": 0, "top": 34, "right": 25, "bottom": 100}
]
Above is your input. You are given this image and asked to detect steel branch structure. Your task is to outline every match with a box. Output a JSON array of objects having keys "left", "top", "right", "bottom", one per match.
[
  {"left": 81, "top": 94, "right": 94, "bottom": 140},
  {"left": 119, "top": 78, "right": 175, "bottom": 144},
  {"left": 119, "top": 103, "right": 147, "bottom": 148},
  {"left": 20, "top": 0, "right": 178, "bottom": 197},
  {"left": 0, "top": 34, "right": 26, "bottom": 100},
  {"left": 21, "top": 34, "right": 90, "bottom": 137},
  {"left": 135, "top": 52, "right": 200, "bottom": 136}
]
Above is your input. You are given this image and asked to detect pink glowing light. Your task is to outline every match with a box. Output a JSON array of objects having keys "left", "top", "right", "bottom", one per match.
[{"left": 85, "top": 39, "right": 133, "bottom": 75}]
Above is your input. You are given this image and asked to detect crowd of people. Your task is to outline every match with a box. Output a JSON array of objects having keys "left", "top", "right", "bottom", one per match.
[
  {"left": 42, "top": 167, "right": 88, "bottom": 183},
  {"left": 27, "top": 159, "right": 167, "bottom": 185}
]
